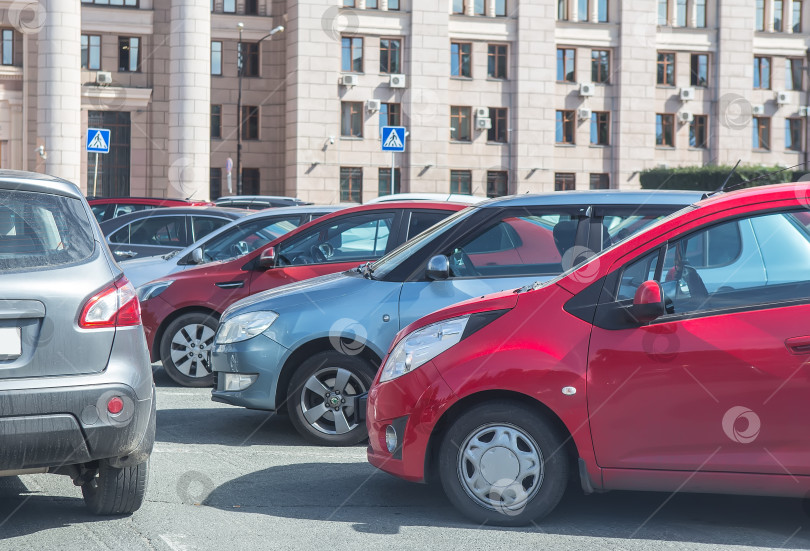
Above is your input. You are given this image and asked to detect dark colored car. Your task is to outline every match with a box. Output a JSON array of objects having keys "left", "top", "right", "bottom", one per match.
[
  {"left": 367, "top": 182, "right": 810, "bottom": 526},
  {"left": 89, "top": 197, "right": 213, "bottom": 223},
  {"left": 0, "top": 170, "right": 155, "bottom": 515},
  {"left": 138, "top": 202, "right": 465, "bottom": 387},
  {"left": 99, "top": 206, "right": 248, "bottom": 261},
  {"left": 214, "top": 195, "right": 312, "bottom": 210}
]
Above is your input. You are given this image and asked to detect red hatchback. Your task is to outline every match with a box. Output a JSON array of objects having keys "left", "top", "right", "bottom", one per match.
[
  {"left": 367, "top": 183, "right": 810, "bottom": 525},
  {"left": 138, "top": 201, "right": 465, "bottom": 386}
]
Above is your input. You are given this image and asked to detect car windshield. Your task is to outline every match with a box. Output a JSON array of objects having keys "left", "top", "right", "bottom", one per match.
[
  {"left": 370, "top": 207, "right": 475, "bottom": 279},
  {"left": 201, "top": 217, "right": 301, "bottom": 262}
]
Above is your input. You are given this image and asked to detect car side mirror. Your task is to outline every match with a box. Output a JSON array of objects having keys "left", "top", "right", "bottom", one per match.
[
  {"left": 190, "top": 247, "right": 204, "bottom": 265},
  {"left": 258, "top": 246, "right": 277, "bottom": 270},
  {"left": 632, "top": 280, "right": 665, "bottom": 323},
  {"left": 426, "top": 255, "right": 450, "bottom": 281}
]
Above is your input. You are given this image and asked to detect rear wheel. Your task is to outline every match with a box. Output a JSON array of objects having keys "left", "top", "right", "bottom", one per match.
[
  {"left": 82, "top": 460, "right": 148, "bottom": 515},
  {"left": 160, "top": 312, "right": 218, "bottom": 387},
  {"left": 437, "top": 401, "right": 569, "bottom": 526},
  {"left": 287, "top": 351, "right": 375, "bottom": 446}
]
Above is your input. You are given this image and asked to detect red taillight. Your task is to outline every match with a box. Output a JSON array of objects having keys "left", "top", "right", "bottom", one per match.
[
  {"left": 107, "top": 396, "right": 124, "bottom": 414},
  {"left": 79, "top": 277, "right": 142, "bottom": 329}
]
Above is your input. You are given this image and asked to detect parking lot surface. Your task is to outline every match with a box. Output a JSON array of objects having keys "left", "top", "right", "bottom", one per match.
[{"left": 1, "top": 368, "right": 808, "bottom": 551}]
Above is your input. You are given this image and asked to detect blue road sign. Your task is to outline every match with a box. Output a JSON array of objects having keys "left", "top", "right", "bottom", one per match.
[
  {"left": 86, "top": 128, "right": 111, "bottom": 154},
  {"left": 381, "top": 126, "right": 406, "bottom": 152}
]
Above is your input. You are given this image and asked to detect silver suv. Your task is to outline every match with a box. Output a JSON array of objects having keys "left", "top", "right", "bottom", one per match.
[{"left": 0, "top": 171, "right": 155, "bottom": 515}]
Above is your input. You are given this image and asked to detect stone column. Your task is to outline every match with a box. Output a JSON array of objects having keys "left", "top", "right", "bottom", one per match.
[
  {"left": 37, "top": 0, "right": 82, "bottom": 185},
  {"left": 168, "top": 0, "right": 211, "bottom": 200}
]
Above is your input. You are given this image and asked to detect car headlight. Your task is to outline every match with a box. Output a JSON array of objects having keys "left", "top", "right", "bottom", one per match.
[
  {"left": 379, "top": 316, "right": 470, "bottom": 383},
  {"left": 136, "top": 280, "right": 174, "bottom": 302},
  {"left": 215, "top": 311, "right": 279, "bottom": 344}
]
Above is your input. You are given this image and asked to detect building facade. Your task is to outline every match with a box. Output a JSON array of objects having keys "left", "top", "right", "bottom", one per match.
[{"left": 0, "top": 0, "right": 807, "bottom": 202}]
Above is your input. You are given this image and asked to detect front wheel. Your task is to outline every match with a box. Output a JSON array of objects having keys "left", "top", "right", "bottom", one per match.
[
  {"left": 160, "top": 312, "right": 218, "bottom": 387},
  {"left": 82, "top": 460, "right": 149, "bottom": 515},
  {"left": 437, "top": 401, "right": 569, "bottom": 526},
  {"left": 287, "top": 351, "right": 376, "bottom": 446}
]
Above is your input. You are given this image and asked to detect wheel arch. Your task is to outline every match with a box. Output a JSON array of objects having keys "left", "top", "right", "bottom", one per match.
[{"left": 152, "top": 306, "right": 221, "bottom": 359}]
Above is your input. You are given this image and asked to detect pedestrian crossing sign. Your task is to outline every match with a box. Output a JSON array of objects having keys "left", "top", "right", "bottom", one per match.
[
  {"left": 86, "top": 128, "right": 111, "bottom": 154},
  {"left": 381, "top": 126, "right": 406, "bottom": 152}
]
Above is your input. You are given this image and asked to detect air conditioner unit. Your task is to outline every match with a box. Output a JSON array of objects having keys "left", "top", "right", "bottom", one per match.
[
  {"left": 96, "top": 71, "right": 112, "bottom": 85},
  {"left": 340, "top": 74, "right": 359, "bottom": 87},
  {"left": 475, "top": 107, "right": 490, "bottom": 119},
  {"left": 800, "top": 106, "right": 810, "bottom": 117},
  {"left": 752, "top": 104, "right": 766, "bottom": 115},
  {"left": 679, "top": 87, "right": 696, "bottom": 101},
  {"left": 476, "top": 118, "right": 492, "bottom": 130},
  {"left": 776, "top": 91, "right": 790, "bottom": 105},
  {"left": 678, "top": 111, "right": 694, "bottom": 123},
  {"left": 389, "top": 74, "right": 406, "bottom": 88},
  {"left": 579, "top": 82, "right": 595, "bottom": 97},
  {"left": 577, "top": 107, "right": 592, "bottom": 121},
  {"left": 366, "top": 99, "right": 381, "bottom": 112}
]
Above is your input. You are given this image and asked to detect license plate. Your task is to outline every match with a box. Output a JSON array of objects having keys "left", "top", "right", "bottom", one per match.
[{"left": 0, "top": 327, "right": 21, "bottom": 358}]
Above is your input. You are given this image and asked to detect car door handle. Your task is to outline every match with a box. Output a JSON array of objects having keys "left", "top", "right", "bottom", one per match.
[
  {"left": 215, "top": 281, "right": 245, "bottom": 289},
  {"left": 116, "top": 250, "right": 138, "bottom": 259},
  {"left": 785, "top": 336, "right": 810, "bottom": 355}
]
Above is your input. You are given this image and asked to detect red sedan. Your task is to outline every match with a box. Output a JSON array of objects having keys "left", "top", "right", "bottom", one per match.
[
  {"left": 138, "top": 201, "right": 465, "bottom": 386},
  {"left": 367, "top": 183, "right": 810, "bottom": 525}
]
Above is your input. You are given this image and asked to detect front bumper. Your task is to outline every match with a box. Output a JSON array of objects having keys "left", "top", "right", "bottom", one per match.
[
  {"left": 366, "top": 361, "right": 456, "bottom": 483},
  {"left": 210, "top": 333, "right": 289, "bottom": 411}
]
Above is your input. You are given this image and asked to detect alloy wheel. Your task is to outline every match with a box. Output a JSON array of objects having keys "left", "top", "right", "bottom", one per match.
[
  {"left": 169, "top": 323, "right": 215, "bottom": 378},
  {"left": 299, "top": 367, "right": 366, "bottom": 435}
]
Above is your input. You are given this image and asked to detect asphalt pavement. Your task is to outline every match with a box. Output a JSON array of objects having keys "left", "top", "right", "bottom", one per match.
[{"left": 1, "top": 366, "right": 808, "bottom": 551}]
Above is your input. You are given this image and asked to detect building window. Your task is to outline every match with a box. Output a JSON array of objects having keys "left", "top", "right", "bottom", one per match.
[
  {"left": 787, "top": 118, "right": 802, "bottom": 151},
  {"left": 754, "top": 56, "right": 771, "bottom": 89},
  {"left": 210, "top": 168, "right": 222, "bottom": 201},
  {"left": 555, "top": 173, "right": 576, "bottom": 191},
  {"left": 242, "top": 168, "right": 260, "bottom": 195},
  {"left": 658, "top": 0, "right": 669, "bottom": 25},
  {"left": 488, "top": 44, "right": 508, "bottom": 79},
  {"left": 83, "top": 0, "right": 138, "bottom": 5},
  {"left": 657, "top": 52, "right": 675, "bottom": 86},
  {"left": 488, "top": 108, "right": 508, "bottom": 143},
  {"left": 656, "top": 113, "right": 675, "bottom": 147},
  {"left": 591, "top": 50, "right": 610, "bottom": 83},
  {"left": 343, "top": 0, "right": 356, "bottom": 6},
  {"left": 753, "top": 116, "right": 770, "bottom": 150},
  {"left": 590, "top": 111, "right": 610, "bottom": 145},
  {"left": 487, "top": 171, "right": 508, "bottom": 197},
  {"left": 81, "top": 34, "right": 100, "bottom": 70},
  {"left": 756, "top": 0, "right": 765, "bottom": 30},
  {"left": 380, "top": 38, "right": 402, "bottom": 74},
  {"left": 450, "top": 170, "right": 472, "bottom": 194},
  {"left": 676, "top": 0, "right": 687, "bottom": 26},
  {"left": 589, "top": 173, "right": 610, "bottom": 189},
  {"left": 557, "top": 48, "right": 576, "bottom": 82},
  {"left": 495, "top": 0, "right": 507, "bottom": 16},
  {"left": 557, "top": 0, "right": 569, "bottom": 20},
  {"left": 238, "top": 42, "right": 259, "bottom": 77},
  {"left": 474, "top": 0, "right": 485, "bottom": 15},
  {"left": 211, "top": 41, "right": 222, "bottom": 75},
  {"left": 389, "top": 0, "right": 400, "bottom": 10},
  {"left": 794, "top": 0, "right": 803, "bottom": 32},
  {"left": 579, "top": 0, "right": 589, "bottom": 21},
  {"left": 341, "top": 37, "right": 363, "bottom": 73},
  {"left": 453, "top": 0, "right": 465, "bottom": 14},
  {"left": 690, "top": 53, "right": 708, "bottom": 87},
  {"left": 240, "top": 106, "right": 259, "bottom": 140},
  {"left": 211, "top": 105, "right": 222, "bottom": 139},
  {"left": 787, "top": 58, "right": 803, "bottom": 90},
  {"left": 245, "top": 0, "right": 258, "bottom": 14},
  {"left": 774, "top": 0, "right": 784, "bottom": 31},
  {"left": 596, "top": 0, "right": 608, "bottom": 21},
  {"left": 556, "top": 110, "right": 575, "bottom": 144},
  {"left": 451, "top": 42, "right": 472, "bottom": 77},
  {"left": 690, "top": 115, "right": 708, "bottom": 148},
  {"left": 696, "top": 0, "right": 707, "bottom": 27},
  {"left": 451, "top": 106, "right": 472, "bottom": 142},
  {"left": 378, "top": 168, "right": 401, "bottom": 196},
  {"left": 118, "top": 36, "right": 140, "bottom": 72},
  {"left": 340, "top": 167, "right": 362, "bottom": 203},
  {"left": 380, "top": 103, "right": 401, "bottom": 132},
  {"left": 223, "top": 0, "right": 236, "bottom": 13},
  {"left": 341, "top": 102, "right": 363, "bottom": 138}
]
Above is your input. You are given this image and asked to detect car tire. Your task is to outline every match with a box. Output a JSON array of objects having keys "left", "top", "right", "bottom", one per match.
[
  {"left": 160, "top": 312, "right": 218, "bottom": 387},
  {"left": 437, "top": 401, "right": 569, "bottom": 526},
  {"left": 287, "top": 351, "right": 376, "bottom": 446},
  {"left": 82, "top": 460, "right": 149, "bottom": 515}
]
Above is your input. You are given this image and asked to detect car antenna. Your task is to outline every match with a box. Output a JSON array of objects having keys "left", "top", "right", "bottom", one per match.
[{"left": 703, "top": 160, "right": 742, "bottom": 200}]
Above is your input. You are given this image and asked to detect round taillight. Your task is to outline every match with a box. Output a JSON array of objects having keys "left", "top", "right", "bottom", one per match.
[{"left": 107, "top": 396, "right": 124, "bottom": 415}]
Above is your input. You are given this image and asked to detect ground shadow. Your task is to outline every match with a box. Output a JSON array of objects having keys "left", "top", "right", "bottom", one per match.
[{"left": 202, "top": 462, "right": 810, "bottom": 547}]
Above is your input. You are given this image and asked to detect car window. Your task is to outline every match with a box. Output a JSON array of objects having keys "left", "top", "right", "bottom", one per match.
[
  {"left": 91, "top": 204, "right": 109, "bottom": 223},
  {"left": 0, "top": 190, "right": 94, "bottom": 272},
  {"left": 202, "top": 216, "right": 302, "bottom": 262},
  {"left": 602, "top": 214, "right": 671, "bottom": 247},
  {"left": 406, "top": 211, "right": 449, "bottom": 240},
  {"left": 278, "top": 212, "right": 396, "bottom": 266},
  {"left": 617, "top": 250, "right": 660, "bottom": 300},
  {"left": 190, "top": 215, "right": 231, "bottom": 242},
  {"left": 111, "top": 215, "right": 187, "bottom": 247},
  {"left": 113, "top": 204, "right": 147, "bottom": 218}
]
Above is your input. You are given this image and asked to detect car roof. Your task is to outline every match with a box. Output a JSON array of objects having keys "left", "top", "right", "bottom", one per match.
[
  {"left": 88, "top": 197, "right": 201, "bottom": 205},
  {"left": 238, "top": 204, "right": 346, "bottom": 219},
  {"left": 366, "top": 193, "right": 486, "bottom": 205},
  {"left": 215, "top": 195, "right": 304, "bottom": 202},
  {"left": 477, "top": 190, "right": 705, "bottom": 208},
  {"left": 694, "top": 182, "right": 808, "bottom": 210},
  {"left": 98, "top": 206, "right": 248, "bottom": 230},
  {"left": 0, "top": 170, "right": 82, "bottom": 199}
]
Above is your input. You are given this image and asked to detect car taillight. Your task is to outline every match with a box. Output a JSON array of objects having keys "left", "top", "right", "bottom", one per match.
[{"left": 79, "top": 277, "right": 142, "bottom": 329}]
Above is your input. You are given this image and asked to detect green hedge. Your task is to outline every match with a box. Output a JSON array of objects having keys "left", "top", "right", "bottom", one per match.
[{"left": 639, "top": 165, "right": 810, "bottom": 192}]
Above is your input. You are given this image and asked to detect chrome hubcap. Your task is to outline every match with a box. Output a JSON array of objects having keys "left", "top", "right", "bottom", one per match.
[
  {"left": 457, "top": 424, "right": 544, "bottom": 514},
  {"left": 169, "top": 323, "right": 215, "bottom": 378},
  {"left": 300, "top": 367, "right": 365, "bottom": 435}
]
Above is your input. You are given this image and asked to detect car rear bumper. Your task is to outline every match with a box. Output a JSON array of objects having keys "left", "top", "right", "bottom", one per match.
[{"left": 0, "top": 382, "right": 155, "bottom": 471}]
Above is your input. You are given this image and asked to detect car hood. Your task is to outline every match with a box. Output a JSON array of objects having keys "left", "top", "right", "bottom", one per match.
[{"left": 120, "top": 254, "right": 175, "bottom": 287}]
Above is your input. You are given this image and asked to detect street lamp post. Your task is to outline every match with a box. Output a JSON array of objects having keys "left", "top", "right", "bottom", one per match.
[{"left": 235, "top": 23, "right": 284, "bottom": 196}]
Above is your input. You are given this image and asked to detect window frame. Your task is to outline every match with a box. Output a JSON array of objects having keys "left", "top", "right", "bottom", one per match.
[
  {"left": 117, "top": 36, "right": 140, "bottom": 73},
  {"left": 211, "top": 40, "right": 223, "bottom": 76},
  {"left": 557, "top": 47, "right": 576, "bottom": 83},
  {"left": 786, "top": 118, "right": 803, "bottom": 151},
  {"left": 488, "top": 107, "right": 508, "bottom": 143},
  {"left": 340, "top": 167, "right": 363, "bottom": 203},
  {"left": 754, "top": 56, "right": 772, "bottom": 90},
  {"left": 486, "top": 171, "right": 509, "bottom": 197},
  {"left": 590, "top": 111, "right": 610, "bottom": 146},
  {"left": 690, "top": 53, "right": 709, "bottom": 87},
  {"left": 341, "top": 36, "right": 364, "bottom": 73},
  {"left": 689, "top": 114, "right": 708, "bottom": 149},
  {"left": 450, "top": 106, "right": 472, "bottom": 142},
  {"left": 555, "top": 173, "right": 576, "bottom": 191},
  {"left": 81, "top": 34, "right": 101, "bottom": 70},
  {"left": 240, "top": 105, "right": 260, "bottom": 141},
  {"left": 211, "top": 104, "right": 222, "bottom": 140},
  {"left": 341, "top": 101, "right": 364, "bottom": 138},
  {"left": 450, "top": 170, "right": 472, "bottom": 194},
  {"left": 591, "top": 49, "right": 610, "bottom": 84},
  {"left": 556, "top": 110, "right": 576, "bottom": 144},
  {"left": 380, "top": 37, "right": 402, "bottom": 74},
  {"left": 487, "top": 43, "right": 508, "bottom": 80},
  {"left": 238, "top": 41, "right": 260, "bottom": 77},
  {"left": 657, "top": 51, "right": 676, "bottom": 86},
  {"left": 451, "top": 42, "right": 472, "bottom": 78},
  {"left": 753, "top": 116, "right": 771, "bottom": 150},
  {"left": 656, "top": 113, "right": 675, "bottom": 147}
]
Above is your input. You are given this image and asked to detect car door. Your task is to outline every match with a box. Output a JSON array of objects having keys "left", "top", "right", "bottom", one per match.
[
  {"left": 189, "top": 215, "right": 233, "bottom": 244},
  {"left": 107, "top": 214, "right": 188, "bottom": 260},
  {"left": 587, "top": 208, "right": 810, "bottom": 476}
]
